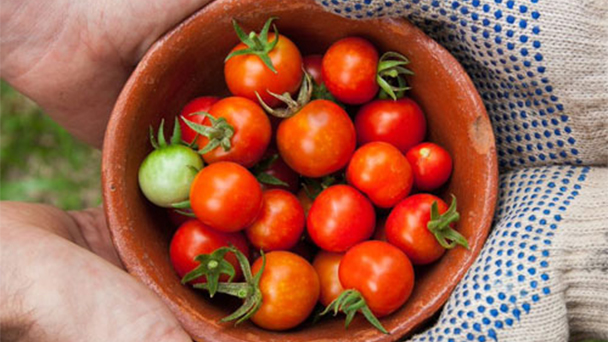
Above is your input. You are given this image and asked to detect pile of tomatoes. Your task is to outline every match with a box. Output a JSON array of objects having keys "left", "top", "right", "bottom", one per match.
[{"left": 137, "top": 17, "right": 469, "bottom": 333}]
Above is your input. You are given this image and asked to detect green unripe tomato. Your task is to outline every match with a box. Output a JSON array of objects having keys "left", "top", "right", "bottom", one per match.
[{"left": 138, "top": 144, "right": 202, "bottom": 207}]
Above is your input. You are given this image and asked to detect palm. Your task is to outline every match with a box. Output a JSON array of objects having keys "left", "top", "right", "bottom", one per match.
[{"left": 0, "top": 203, "right": 190, "bottom": 341}]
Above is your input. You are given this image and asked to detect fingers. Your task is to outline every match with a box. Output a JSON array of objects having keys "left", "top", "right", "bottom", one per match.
[
  {"left": 68, "top": 206, "right": 124, "bottom": 268},
  {"left": 1, "top": 205, "right": 193, "bottom": 342}
]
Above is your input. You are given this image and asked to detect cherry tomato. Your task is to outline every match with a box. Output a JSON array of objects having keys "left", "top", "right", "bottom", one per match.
[
  {"left": 277, "top": 100, "right": 356, "bottom": 178},
  {"left": 307, "top": 185, "right": 375, "bottom": 252},
  {"left": 355, "top": 98, "right": 426, "bottom": 154},
  {"left": 190, "top": 162, "right": 262, "bottom": 232},
  {"left": 386, "top": 194, "right": 449, "bottom": 265},
  {"left": 406, "top": 142, "right": 453, "bottom": 191},
  {"left": 179, "top": 96, "right": 220, "bottom": 145},
  {"left": 225, "top": 33, "right": 303, "bottom": 108},
  {"left": 138, "top": 121, "right": 202, "bottom": 208},
  {"left": 303, "top": 55, "right": 324, "bottom": 85},
  {"left": 339, "top": 240, "right": 414, "bottom": 317},
  {"left": 169, "top": 220, "right": 250, "bottom": 284},
  {"left": 250, "top": 251, "right": 320, "bottom": 330},
  {"left": 346, "top": 142, "right": 413, "bottom": 208},
  {"left": 312, "top": 251, "right": 345, "bottom": 307},
  {"left": 322, "top": 37, "right": 379, "bottom": 104},
  {"left": 246, "top": 189, "right": 305, "bottom": 251},
  {"left": 195, "top": 97, "right": 271, "bottom": 168}
]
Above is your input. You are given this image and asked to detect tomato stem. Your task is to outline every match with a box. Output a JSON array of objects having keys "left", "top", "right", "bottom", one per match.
[
  {"left": 182, "top": 247, "right": 236, "bottom": 297},
  {"left": 191, "top": 247, "right": 266, "bottom": 325},
  {"left": 182, "top": 112, "right": 235, "bottom": 154},
  {"left": 225, "top": 17, "right": 280, "bottom": 73},
  {"left": 376, "top": 51, "right": 414, "bottom": 100},
  {"left": 252, "top": 154, "right": 289, "bottom": 187},
  {"left": 427, "top": 195, "right": 469, "bottom": 250},
  {"left": 319, "top": 289, "right": 388, "bottom": 334},
  {"left": 256, "top": 70, "right": 312, "bottom": 118}
]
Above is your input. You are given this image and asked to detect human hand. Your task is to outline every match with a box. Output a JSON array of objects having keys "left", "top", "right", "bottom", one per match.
[
  {"left": 0, "top": 0, "right": 213, "bottom": 148},
  {"left": 0, "top": 202, "right": 192, "bottom": 342}
]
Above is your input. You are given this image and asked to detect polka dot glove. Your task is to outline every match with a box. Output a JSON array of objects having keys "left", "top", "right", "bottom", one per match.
[{"left": 316, "top": 0, "right": 608, "bottom": 341}]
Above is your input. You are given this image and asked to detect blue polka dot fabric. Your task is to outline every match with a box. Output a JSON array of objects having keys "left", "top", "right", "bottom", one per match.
[
  {"left": 316, "top": 0, "right": 608, "bottom": 340},
  {"left": 316, "top": 0, "right": 607, "bottom": 169}
]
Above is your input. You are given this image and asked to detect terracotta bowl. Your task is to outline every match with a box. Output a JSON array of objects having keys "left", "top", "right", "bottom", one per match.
[{"left": 102, "top": 0, "right": 498, "bottom": 341}]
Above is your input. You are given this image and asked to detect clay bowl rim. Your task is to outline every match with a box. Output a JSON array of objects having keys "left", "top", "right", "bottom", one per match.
[{"left": 102, "top": 1, "right": 498, "bottom": 341}]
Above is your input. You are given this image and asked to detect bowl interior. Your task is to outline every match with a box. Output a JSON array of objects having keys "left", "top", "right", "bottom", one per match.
[{"left": 102, "top": 1, "right": 498, "bottom": 341}]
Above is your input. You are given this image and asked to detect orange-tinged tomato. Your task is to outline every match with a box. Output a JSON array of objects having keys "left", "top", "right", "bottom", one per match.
[
  {"left": 277, "top": 100, "right": 356, "bottom": 178},
  {"left": 225, "top": 33, "right": 303, "bottom": 108},
  {"left": 245, "top": 189, "right": 305, "bottom": 251},
  {"left": 196, "top": 97, "right": 271, "bottom": 168},
  {"left": 312, "top": 251, "right": 345, "bottom": 307},
  {"left": 190, "top": 162, "right": 262, "bottom": 232},
  {"left": 339, "top": 240, "right": 414, "bottom": 317},
  {"left": 322, "top": 37, "right": 379, "bottom": 104},
  {"left": 250, "top": 251, "right": 320, "bottom": 331},
  {"left": 346, "top": 142, "right": 414, "bottom": 208}
]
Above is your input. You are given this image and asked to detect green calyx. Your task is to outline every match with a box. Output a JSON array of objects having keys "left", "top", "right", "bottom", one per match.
[
  {"left": 252, "top": 154, "right": 289, "bottom": 187},
  {"left": 319, "top": 289, "right": 388, "bottom": 334},
  {"left": 182, "top": 247, "right": 236, "bottom": 297},
  {"left": 256, "top": 70, "right": 312, "bottom": 118},
  {"left": 225, "top": 17, "right": 280, "bottom": 73},
  {"left": 302, "top": 175, "right": 336, "bottom": 200},
  {"left": 427, "top": 195, "right": 469, "bottom": 250},
  {"left": 149, "top": 118, "right": 183, "bottom": 149},
  {"left": 182, "top": 113, "right": 235, "bottom": 155},
  {"left": 376, "top": 51, "right": 414, "bottom": 100},
  {"left": 192, "top": 247, "right": 266, "bottom": 325}
]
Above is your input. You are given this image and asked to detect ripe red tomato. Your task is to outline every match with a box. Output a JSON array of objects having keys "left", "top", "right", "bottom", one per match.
[
  {"left": 190, "top": 162, "right": 263, "bottom": 232},
  {"left": 169, "top": 220, "right": 250, "bottom": 284},
  {"left": 322, "top": 37, "right": 379, "bottom": 104},
  {"left": 346, "top": 142, "right": 414, "bottom": 208},
  {"left": 303, "top": 55, "right": 324, "bottom": 85},
  {"left": 355, "top": 98, "right": 426, "bottom": 154},
  {"left": 179, "top": 96, "right": 220, "bottom": 145},
  {"left": 406, "top": 142, "right": 453, "bottom": 191},
  {"left": 277, "top": 100, "right": 356, "bottom": 177},
  {"left": 250, "top": 251, "right": 320, "bottom": 330},
  {"left": 312, "top": 251, "right": 345, "bottom": 307},
  {"left": 194, "top": 97, "right": 271, "bottom": 168},
  {"left": 245, "top": 189, "right": 305, "bottom": 251},
  {"left": 339, "top": 240, "right": 414, "bottom": 317},
  {"left": 307, "top": 185, "right": 375, "bottom": 252},
  {"left": 225, "top": 33, "right": 303, "bottom": 108},
  {"left": 385, "top": 194, "right": 449, "bottom": 265}
]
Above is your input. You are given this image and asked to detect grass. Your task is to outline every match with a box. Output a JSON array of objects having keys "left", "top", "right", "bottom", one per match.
[{"left": 0, "top": 81, "right": 102, "bottom": 210}]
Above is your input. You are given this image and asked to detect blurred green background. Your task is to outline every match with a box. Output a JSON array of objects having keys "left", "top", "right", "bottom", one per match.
[{"left": 0, "top": 80, "right": 102, "bottom": 210}]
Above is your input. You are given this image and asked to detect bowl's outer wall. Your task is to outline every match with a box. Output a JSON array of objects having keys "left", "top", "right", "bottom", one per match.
[{"left": 102, "top": 0, "right": 498, "bottom": 341}]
